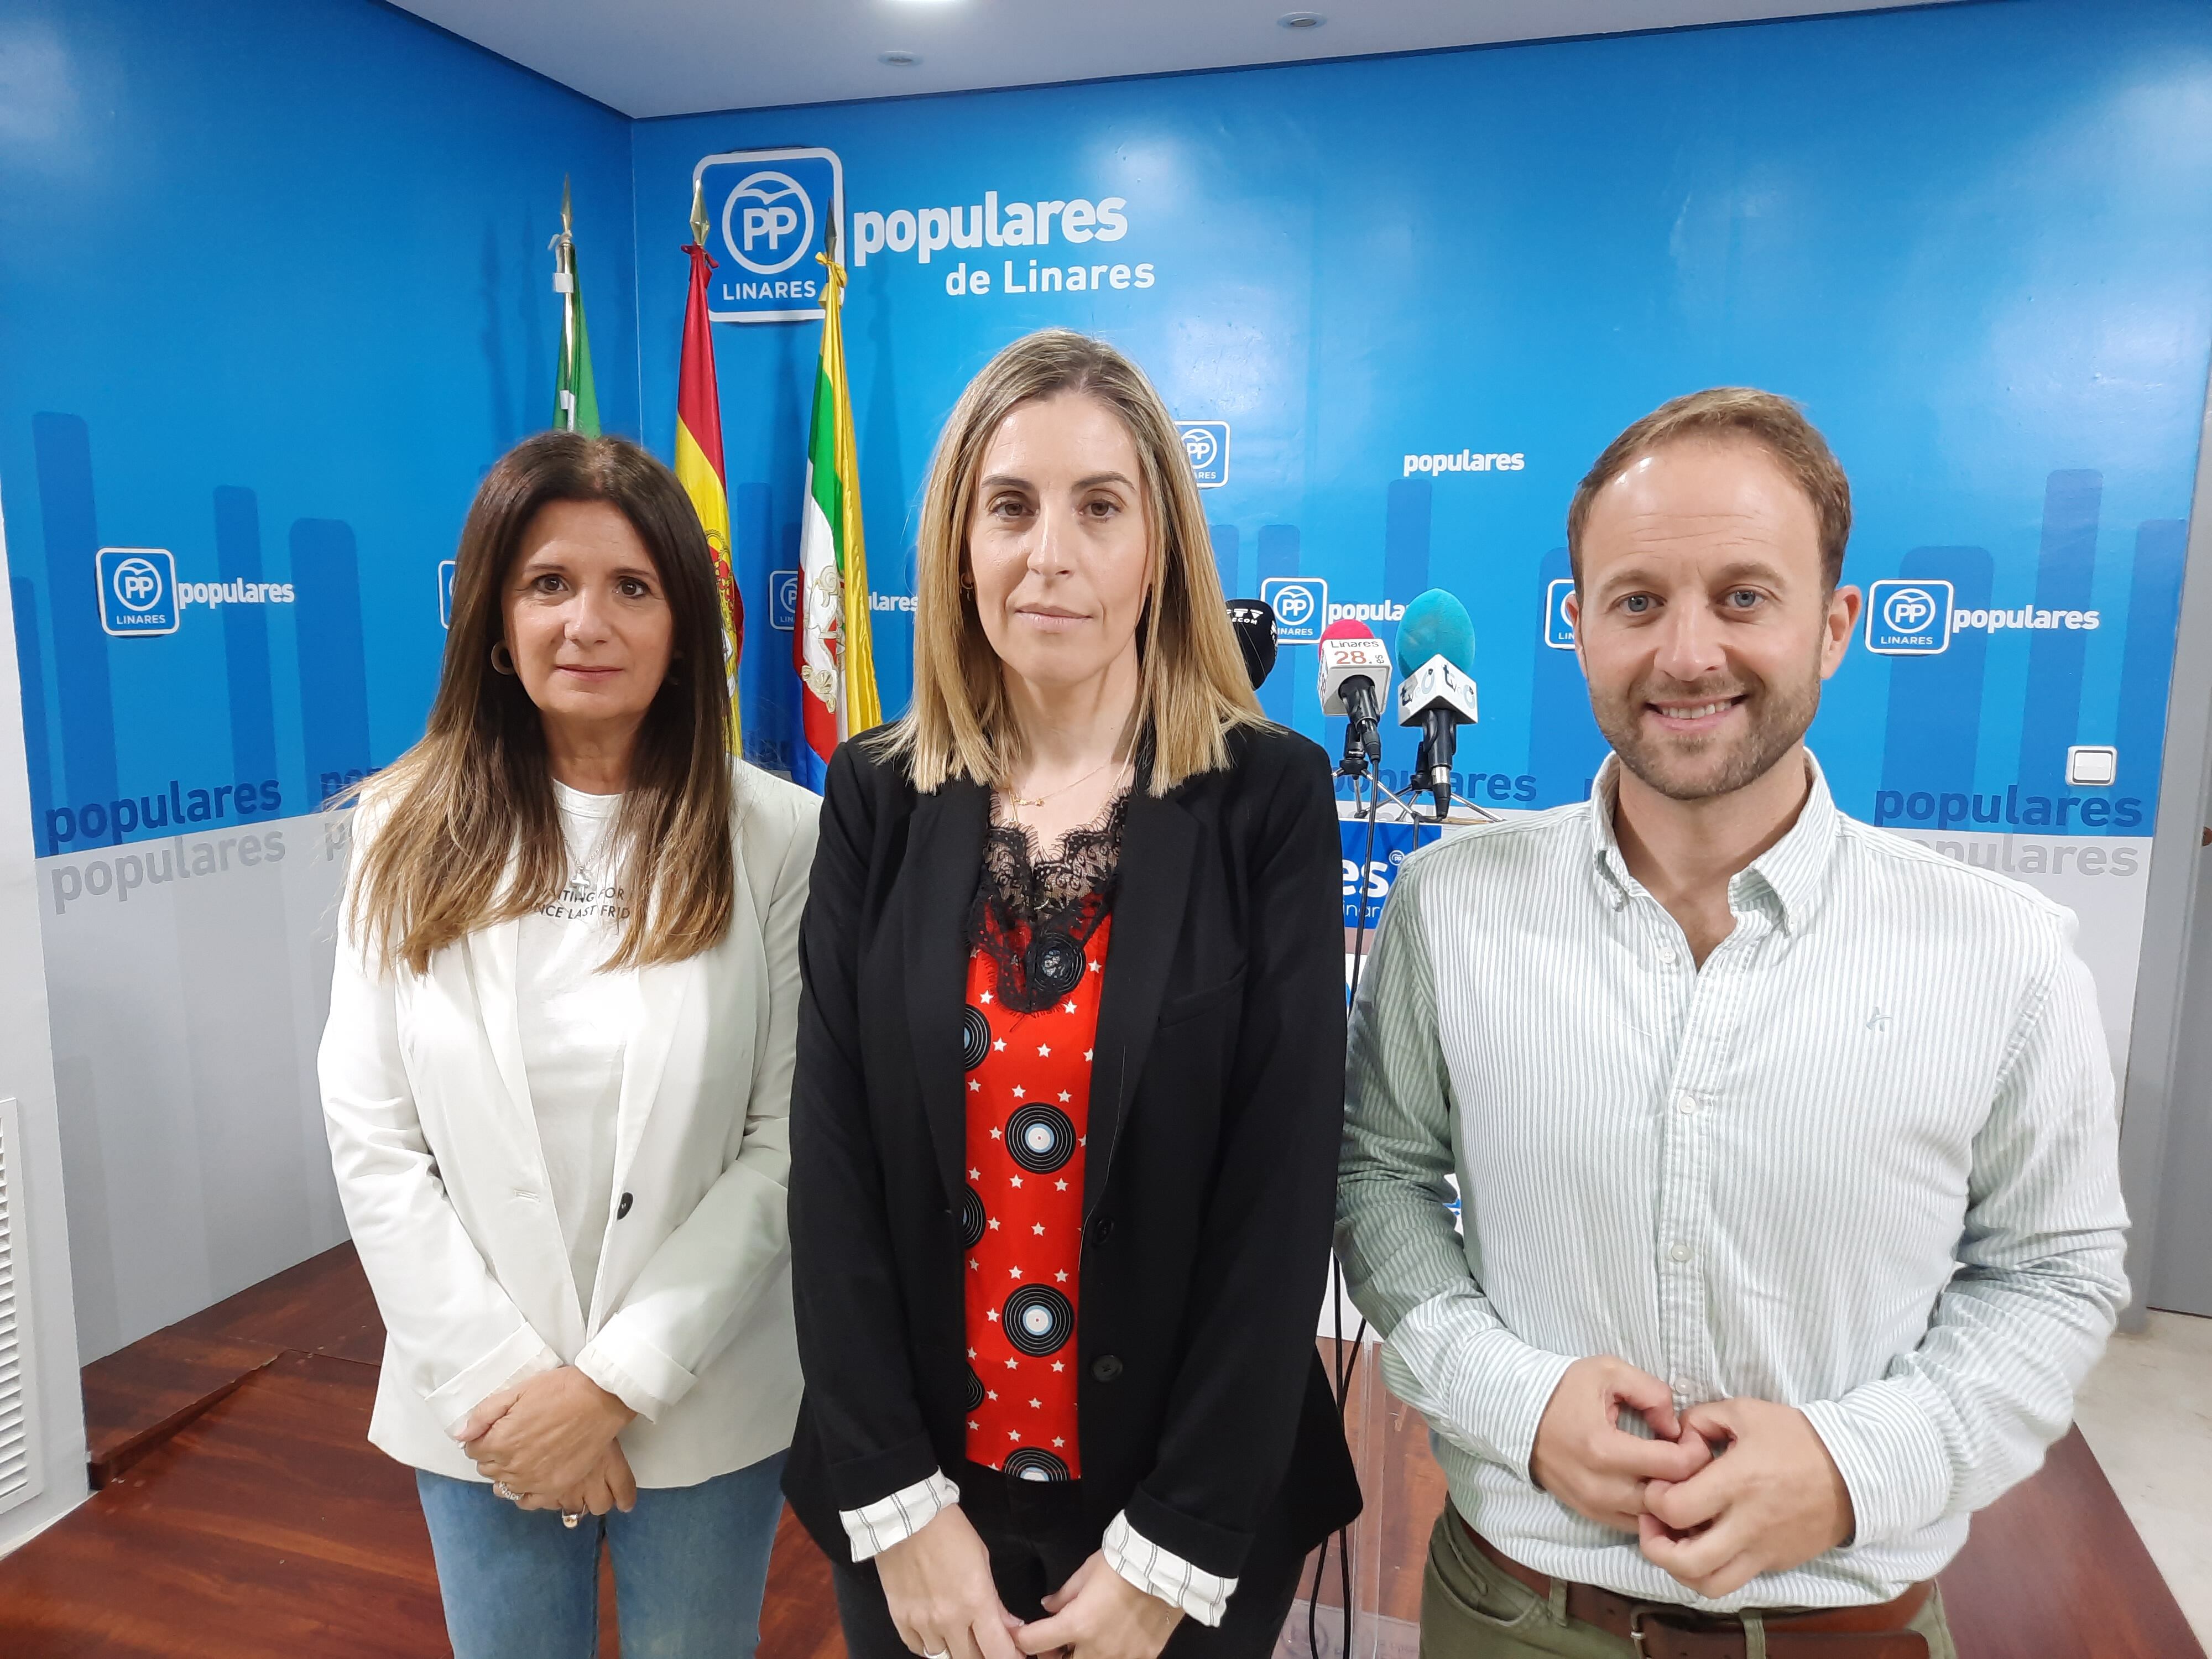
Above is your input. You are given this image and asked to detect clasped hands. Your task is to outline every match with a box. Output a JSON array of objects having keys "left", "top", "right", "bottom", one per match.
[
  {"left": 458, "top": 1365, "right": 640, "bottom": 1520},
  {"left": 876, "top": 1504, "right": 1183, "bottom": 1659},
  {"left": 1528, "top": 1355, "right": 1855, "bottom": 1600}
]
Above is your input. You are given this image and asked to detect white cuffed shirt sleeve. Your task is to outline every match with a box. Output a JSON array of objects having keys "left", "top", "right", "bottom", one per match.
[
  {"left": 838, "top": 1475, "right": 1237, "bottom": 1628},
  {"left": 841, "top": 1469, "right": 965, "bottom": 1562},
  {"left": 1102, "top": 1510, "right": 1237, "bottom": 1627}
]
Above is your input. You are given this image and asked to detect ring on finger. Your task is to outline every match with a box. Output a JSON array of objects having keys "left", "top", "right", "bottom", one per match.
[{"left": 493, "top": 1480, "right": 521, "bottom": 1504}]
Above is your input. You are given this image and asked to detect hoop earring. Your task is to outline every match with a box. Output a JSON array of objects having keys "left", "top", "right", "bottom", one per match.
[{"left": 490, "top": 641, "right": 515, "bottom": 675}]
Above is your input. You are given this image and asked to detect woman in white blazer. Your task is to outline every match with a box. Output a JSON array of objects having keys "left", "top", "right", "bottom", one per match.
[{"left": 321, "top": 431, "right": 817, "bottom": 1658}]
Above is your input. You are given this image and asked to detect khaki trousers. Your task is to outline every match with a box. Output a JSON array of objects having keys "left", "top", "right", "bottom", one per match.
[{"left": 1417, "top": 1510, "right": 1957, "bottom": 1659}]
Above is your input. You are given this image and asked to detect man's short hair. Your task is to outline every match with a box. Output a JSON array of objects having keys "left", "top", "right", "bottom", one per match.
[{"left": 1566, "top": 388, "right": 1851, "bottom": 591}]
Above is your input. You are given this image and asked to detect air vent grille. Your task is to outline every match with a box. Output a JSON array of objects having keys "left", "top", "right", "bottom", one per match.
[{"left": 0, "top": 1098, "right": 38, "bottom": 1515}]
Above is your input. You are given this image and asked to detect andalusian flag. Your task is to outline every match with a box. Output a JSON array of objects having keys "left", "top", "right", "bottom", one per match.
[
  {"left": 793, "top": 224, "right": 881, "bottom": 790},
  {"left": 677, "top": 180, "right": 742, "bottom": 749},
  {"left": 551, "top": 176, "right": 599, "bottom": 436}
]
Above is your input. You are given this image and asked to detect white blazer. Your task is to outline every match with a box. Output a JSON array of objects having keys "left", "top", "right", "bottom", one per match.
[{"left": 320, "top": 760, "right": 819, "bottom": 1488}]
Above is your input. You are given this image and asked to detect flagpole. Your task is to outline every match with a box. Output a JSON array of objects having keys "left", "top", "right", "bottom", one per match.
[
  {"left": 555, "top": 176, "right": 576, "bottom": 431},
  {"left": 677, "top": 175, "right": 744, "bottom": 751},
  {"left": 821, "top": 221, "right": 881, "bottom": 734}
]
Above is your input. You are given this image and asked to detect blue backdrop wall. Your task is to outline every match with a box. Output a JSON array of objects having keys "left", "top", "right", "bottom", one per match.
[
  {"left": 3, "top": 0, "right": 2210, "bottom": 1355},
  {"left": 0, "top": 0, "right": 635, "bottom": 1357},
  {"left": 4, "top": 0, "right": 638, "bottom": 857},
  {"left": 634, "top": 0, "right": 2212, "bottom": 843}
]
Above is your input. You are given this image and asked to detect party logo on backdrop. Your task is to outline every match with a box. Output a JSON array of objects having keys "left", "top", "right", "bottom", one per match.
[
  {"left": 1543, "top": 577, "right": 1577, "bottom": 649},
  {"left": 1178, "top": 421, "right": 1230, "bottom": 488},
  {"left": 97, "top": 547, "right": 178, "bottom": 637},
  {"left": 696, "top": 147, "right": 844, "bottom": 323},
  {"left": 1261, "top": 575, "right": 1328, "bottom": 645},
  {"left": 770, "top": 569, "right": 799, "bottom": 630},
  {"left": 1864, "top": 578, "right": 1953, "bottom": 655}
]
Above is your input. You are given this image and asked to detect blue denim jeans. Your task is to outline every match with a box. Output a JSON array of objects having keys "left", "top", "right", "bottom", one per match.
[{"left": 416, "top": 1449, "right": 788, "bottom": 1659}]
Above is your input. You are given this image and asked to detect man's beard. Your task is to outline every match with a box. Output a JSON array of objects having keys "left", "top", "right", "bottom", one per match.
[{"left": 1590, "top": 659, "right": 1820, "bottom": 803}]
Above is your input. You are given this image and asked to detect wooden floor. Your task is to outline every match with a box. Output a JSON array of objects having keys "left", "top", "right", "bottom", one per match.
[{"left": 0, "top": 1244, "right": 2200, "bottom": 1657}]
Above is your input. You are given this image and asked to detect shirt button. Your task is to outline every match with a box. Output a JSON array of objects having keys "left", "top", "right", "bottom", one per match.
[
  {"left": 1657, "top": 947, "right": 1676, "bottom": 964},
  {"left": 1091, "top": 1355, "right": 1124, "bottom": 1383},
  {"left": 1674, "top": 1092, "right": 1702, "bottom": 1117},
  {"left": 1669, "top": 1241, "right": 1693, "bottom": 1264}
]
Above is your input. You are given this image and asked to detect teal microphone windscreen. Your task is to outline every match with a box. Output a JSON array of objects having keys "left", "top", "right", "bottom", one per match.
[{"left": 1395, "top": 589, "right": 1476, "bottom": 676}]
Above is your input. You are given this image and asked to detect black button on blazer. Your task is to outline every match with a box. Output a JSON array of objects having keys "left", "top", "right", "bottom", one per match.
[{"left": 784, "top": 723, "right": 1363, "bottom": 1582}]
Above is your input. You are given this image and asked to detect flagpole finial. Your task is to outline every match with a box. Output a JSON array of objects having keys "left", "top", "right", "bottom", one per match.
[
  {"left": 690, "top": 177, "right": 710, "bottom": 248},
  {"left": 562, "top": 174, "right": 573, "bottom": 236}
]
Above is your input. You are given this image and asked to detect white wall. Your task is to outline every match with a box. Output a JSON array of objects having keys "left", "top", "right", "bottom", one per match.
[{"left": 0, "top": 490, "right": 88, "bottom": 1552}]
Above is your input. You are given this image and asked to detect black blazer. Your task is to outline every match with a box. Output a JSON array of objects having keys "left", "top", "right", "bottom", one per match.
[{"left": 784, "top": 722, "right": 1362, "bottom": 1580}]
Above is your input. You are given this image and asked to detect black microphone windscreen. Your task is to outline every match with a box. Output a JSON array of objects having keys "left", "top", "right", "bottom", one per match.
[{"left": 1226, "top": 599, "right": 1279, "bottom": 689}]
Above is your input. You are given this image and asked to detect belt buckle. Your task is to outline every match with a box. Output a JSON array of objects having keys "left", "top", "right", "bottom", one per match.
[{"left": 1627, "top": 1608, "right": 1652, "bottom": 1658}]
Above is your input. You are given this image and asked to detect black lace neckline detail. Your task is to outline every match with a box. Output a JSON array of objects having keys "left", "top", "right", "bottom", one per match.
[{"left": 967, "top": 792, "right": 1128, "bottom": 1014}]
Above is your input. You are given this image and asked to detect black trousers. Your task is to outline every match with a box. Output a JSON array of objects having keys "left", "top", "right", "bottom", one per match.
[{"left": 831, "top": 1463, "right": 1312, "bottom": 1659}]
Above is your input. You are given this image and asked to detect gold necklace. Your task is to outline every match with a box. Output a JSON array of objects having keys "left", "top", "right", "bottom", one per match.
[{"left": 1009, "top": 754, "right": 1126, "bottom": 810}]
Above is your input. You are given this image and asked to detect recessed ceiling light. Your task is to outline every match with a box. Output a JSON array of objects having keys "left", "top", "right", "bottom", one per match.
[
  {"left": 1279, "top": 11, "right": 1325, "bottom": 27},
  {"left": 879, "top": 50, "right": 921, "bottom": 66}
]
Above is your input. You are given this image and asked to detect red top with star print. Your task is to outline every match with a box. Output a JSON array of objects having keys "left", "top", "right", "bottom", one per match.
[
  {"left": 958, "top": 790, "right": 1128, "bottom": 1485},
  {"left": 961, "top": 916, "right": 1105, "bottom": 1480}
]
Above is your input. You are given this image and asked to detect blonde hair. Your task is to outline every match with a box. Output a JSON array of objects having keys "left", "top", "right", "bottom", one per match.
[
  {"left": 886, "top": 328, "right": 1262, "bottom": 795},
  {"left": 347, "top": 432, "right": 735, "bottom": 975},
  {"left": 1568, "top": 387, "right": 1853, "bottom": 590}
]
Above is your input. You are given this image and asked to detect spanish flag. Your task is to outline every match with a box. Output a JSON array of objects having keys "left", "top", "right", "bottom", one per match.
[
  {"left": 793, "top": 223, "right": 880, "bottom": 790},
  {"left": 677, "top": 180, "right": 742, "bottom": 751}
]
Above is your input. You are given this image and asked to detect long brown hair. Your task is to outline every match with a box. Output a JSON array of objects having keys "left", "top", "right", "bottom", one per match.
[
  {"left": 886, "top": 328, "right": 1262, "bottom": 796},
  {"left": 348, "top": 431, "right": 735, "bottom": 974}
]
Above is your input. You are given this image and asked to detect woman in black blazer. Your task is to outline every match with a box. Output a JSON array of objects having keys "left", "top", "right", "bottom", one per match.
[{"left": 786, "top": 328, "right": 1360, "bottom": 1659}]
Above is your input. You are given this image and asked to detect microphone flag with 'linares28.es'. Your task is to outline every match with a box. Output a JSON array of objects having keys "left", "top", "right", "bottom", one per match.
[
  {"left": 1395, "top": 588, "right": 1479, "bottom": 818},
  {"left": 1316, "top": 617, "right": 1392, "bottom": 774},
  {"left": 1226, "top": 598, "right": 1279, "bottom": 690}
]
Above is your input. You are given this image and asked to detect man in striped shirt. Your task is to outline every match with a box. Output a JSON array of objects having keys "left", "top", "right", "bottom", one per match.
[{"left": 1337, "top": 389, "right": 2128, "bottom": 1659}]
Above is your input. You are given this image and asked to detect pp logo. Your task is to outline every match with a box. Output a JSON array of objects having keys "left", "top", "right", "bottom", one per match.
[
  {"left": 438, "top": 560, "right": 456, "bottom": 629},
  {"left": 1865, "top": 579, "right": 1953, "bottom": 656},
  {"left": 697, "top": 147, "right": 843, "bottom": 323},
  {"left": 1177, "top": 421, "right": 1230, "bottom": 489},
  {"left": 1543, "top": 577, "right": 1577, "bottom": 650},
  {"left": 770, "top": 568, "right": 800, "bottom": 632},
  {"left": 97, "top": 547, "right": 178, "bottom": 637},
  {"left": 725, "top": 171, "right": 813, "bottom": 274},
  {"left": 1259, "top": 575, "right": 1328, "bottom": 645}
]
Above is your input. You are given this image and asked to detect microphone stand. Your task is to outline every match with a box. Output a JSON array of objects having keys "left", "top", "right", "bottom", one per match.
[
  {"left": 1316, "top": 750, "right": 1498, "bottom": 1659},
  {"left": 1311, "top": 758, "right": 1396, "bottom": 1659}
]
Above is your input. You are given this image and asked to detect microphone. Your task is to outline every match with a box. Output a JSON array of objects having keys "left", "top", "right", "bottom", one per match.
[
  {"left": 1227, "top": 599, "right": 1278, "bottom": 690},
  {"left": 1394, "top": 589, "right": 1479, "bottom": 820},
  {"left": 1316, "top": 618, "right": 1392, "bottom": 774}
]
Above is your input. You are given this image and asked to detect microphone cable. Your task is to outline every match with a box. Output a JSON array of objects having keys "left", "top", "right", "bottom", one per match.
[
  {"left": 1305, "top": 1261, "right": 1370, "bottom": 1659},
  {"left": 1303, "top": 766, "right": 1389, "bottom": 1659}
]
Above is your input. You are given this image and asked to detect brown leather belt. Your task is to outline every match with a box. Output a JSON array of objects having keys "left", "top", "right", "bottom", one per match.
[{"left": 1459, "top": 1514, "right": 1932, "bottom": 1659}]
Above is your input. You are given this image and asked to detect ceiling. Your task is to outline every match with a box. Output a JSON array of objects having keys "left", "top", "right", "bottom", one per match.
[{"left": 390, "top": 0, "right": 1964, "bottom": 121}]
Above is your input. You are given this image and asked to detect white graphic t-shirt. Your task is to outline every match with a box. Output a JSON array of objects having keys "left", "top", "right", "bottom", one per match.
[{"left": 515, "top": 780, "right": 637, "bottom": 1315}]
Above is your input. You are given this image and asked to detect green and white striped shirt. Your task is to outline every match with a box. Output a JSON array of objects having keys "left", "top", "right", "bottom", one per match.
[{"left": 1335, "top": 752, "right": 2127, "bottom": 1613}]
